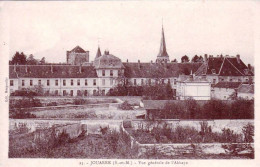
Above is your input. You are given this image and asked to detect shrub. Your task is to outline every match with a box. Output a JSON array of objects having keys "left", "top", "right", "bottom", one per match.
[
  {"left": 242, "top": 123, "right": 254, "bottom": 143},
  {"left": 118, "top": 101, "right": 133, "bottom": 110}
]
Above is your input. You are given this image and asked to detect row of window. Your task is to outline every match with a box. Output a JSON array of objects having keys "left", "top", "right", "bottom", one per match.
[
  {"left": 213, "top": 78, "right": 249, "bottom": 84},
  {"left": 15, "top": 79, "right": 98, "bottom": 87},
  {"left": 102, "top": 70, "right": 115, "bottom": 77},
  {"left": 45, "top": 89, "right": 106, "bottom": 96},
  {"left": 129, "top": 78, "right": 177, "bottom": 85}
]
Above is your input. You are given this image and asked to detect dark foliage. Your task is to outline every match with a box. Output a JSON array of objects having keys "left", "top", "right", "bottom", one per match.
[{"left": 150, "top": 99, "right": 254, "bottom": 119}]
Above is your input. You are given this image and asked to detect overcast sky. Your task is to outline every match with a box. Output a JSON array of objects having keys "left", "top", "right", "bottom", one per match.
[{"left": 3, "top": 1, "right": 255, "bottom": 65}]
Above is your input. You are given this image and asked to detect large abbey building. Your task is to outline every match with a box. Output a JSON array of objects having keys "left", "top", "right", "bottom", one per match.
[{"left": 9, "top": 26, "right": 254, "bottom": 98}]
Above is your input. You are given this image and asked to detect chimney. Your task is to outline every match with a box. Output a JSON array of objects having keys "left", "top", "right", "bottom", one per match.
[
  {"left": 204, "top": 54, "right": 208, "bottom": 62},
  {"left": 25, "top": 65, "right": 28, "bottom": 73},
  {"left": 236, "top": 54, "right": 240, "bottom": 63},
  {"left": 104, "top": 50, "right": 109, "bottom": 55},
  {"left": 248, "top": 64, "right": 251, "bottom": 71}
]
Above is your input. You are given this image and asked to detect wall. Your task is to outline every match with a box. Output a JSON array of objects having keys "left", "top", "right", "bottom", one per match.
[{"left": 211, "top": 87, "right": 235, "bottom": 100}]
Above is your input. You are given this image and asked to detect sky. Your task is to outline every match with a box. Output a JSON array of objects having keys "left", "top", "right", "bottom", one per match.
[{"left": 2, "top": 1, "right": 255, "bottom": 65}]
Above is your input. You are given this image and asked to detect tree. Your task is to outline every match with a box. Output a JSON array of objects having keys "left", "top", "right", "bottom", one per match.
[
  {"left": 10, "top": 52, "right": 27, "bottom": 65},
  {"left": 171, "top": 59, "right": 177, "bottom": 63},
  {"left": 181, "top": 55, "right": 190, "bottom": 63},
  {"left": 27, "top": 54, "right": 39, "bottom": 65},
  {"left": 39, "top": 57, "right": 46, "bottom": 64},
  {"left": 191, "top": 55, "right": 199, "bottom": 63}
]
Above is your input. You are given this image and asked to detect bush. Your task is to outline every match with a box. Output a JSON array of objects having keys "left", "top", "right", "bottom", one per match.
[
  {"left": 242, "top": 123, "right": 254, "bottom": 143},
  {"left": 118, "top": 101, "right": 133, "bottom": 110}
]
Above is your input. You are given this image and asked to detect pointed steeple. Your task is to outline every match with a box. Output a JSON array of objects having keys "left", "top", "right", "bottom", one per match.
[
  {"left": 95, "top": 46, "right": 102, "bottom": 59},
  {"left": 156, "top": 24, "right": 170, "bottom": 63}
]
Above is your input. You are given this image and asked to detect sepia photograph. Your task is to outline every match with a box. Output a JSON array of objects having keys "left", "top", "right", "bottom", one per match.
[{"left": 0, "top": 0, "right": 259, "bottom": 166}]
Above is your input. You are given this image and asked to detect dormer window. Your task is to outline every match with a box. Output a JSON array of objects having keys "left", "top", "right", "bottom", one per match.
[{"left": 211, "top": 69, "right": 216, "bottom": 74}]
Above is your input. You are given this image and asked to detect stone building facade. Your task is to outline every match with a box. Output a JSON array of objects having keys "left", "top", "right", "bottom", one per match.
[
  {"left": 9, "top": 26, "right": 254, "bottom": 98},
  {"left": 66, "top": 46, "right": 89, "bottom": 65}
]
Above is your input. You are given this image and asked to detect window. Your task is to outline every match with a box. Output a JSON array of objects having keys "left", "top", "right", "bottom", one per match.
[
  {"left": 110, "top": 70, "right": 113, "bottom": 77},
  {"left": 22, "top": 80, "right": 25, "bottom": 86},
  {"left": 77, "top": 79, "right": 80, "bottom": 86},
  {"left": 38, "top": 80, "right": 41, "bottom": 85},
  {"left": 70, "top": 90, "right": 73, "bottom": 96},
  {"left": 102, "top": 79, "right": 105, "bottom": 86},
  {"left": 110, "top": 79, "right": 113, "bottom": 86},
  {"left": 221, "top": 78, "right": 224, "bottom": 82},
  {"left": 246, "top": 78, "right": 249, "bottom": 82},
  {"left": 55, "top": 90, "right": 58, "bottom": 96},
  {"left": 46, "top": 90, "right": 50, "bottom": 95},
  {"left": 10, "top": 80, "right": 13, "bottom": 86},
  {"left": 148, "top": 79, "right": 151, "bottom": 85},
  {"left": 102, "top": 70, "right": 105, "bottom": 76},
  {"left": 55, "top": 80, "right": 58, "bottom": 86},
  {"left": 47, "top": 80, "right": 50, "bottom": 86},
  {"left": 213, "top": 79, "right": 216, "bottom": 84},
  {"left": 30, "top": 80, "right": 33, "bottom": 86},
  {"left": 93, "top": 79, "right": 96, "bottom": 86},
  {"left": 230, "top": 79, "right": 233, "bottom": 82},
  {"left": 174, "top": 79, "right": 177, "bottom": 85},
  {"left": 77, "top": 90, "right": 81, "bottom": 96},
  {"left": 141, "top": 79, "right": 144, "bottom": 85},
  {"left": 85, "top": 79, "right": 88, "bottom": 86},
  {"left": 93, "top": 90, "right": 97, "bottom": 95},
  {"left": 102, "top": 90, "right": 105, "bottom": 96},
  {"left": 134, "top": 79, "right": 136, "bottom": 85},
  {"left": 71, "top": 79, "right": 74, "bottom": 86},
  {"left": 168, "top": 79, "right": 170, "bottom": 84},
  {"left": 63, "top": 80, "right": 66, "bottom": 86},
  {"left": 162, "top": 79, "right": 164, "bottom": 84},
  {"left": 63, "top": 90, "right": 66, "bottom": 96},
  {"left": 84, "top": 90, "right": 88, "bottom": 96}
]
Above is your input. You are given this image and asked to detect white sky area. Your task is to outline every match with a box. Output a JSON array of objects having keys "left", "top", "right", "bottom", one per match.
[{"left": 3, "top": 1, "right": 255, "bottom": 65}]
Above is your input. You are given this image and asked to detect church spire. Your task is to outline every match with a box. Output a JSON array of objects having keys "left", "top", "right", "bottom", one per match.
[
  {"left": 95, "top": 46, "right": 102, "bottom": 59},
  {"left": 156, "top": 24, "right": 170, "bottom": 63}
]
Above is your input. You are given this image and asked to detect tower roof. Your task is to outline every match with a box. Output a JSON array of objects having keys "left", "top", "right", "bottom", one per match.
[
  {"left": 157, "top": 25, "right": 169, "bottom": 58},
  {"left": 70, "top": 46, "right": 86, "bottom": 53},
  {"left": 95, "top": 46, "right": 102, "bottom": 59}
]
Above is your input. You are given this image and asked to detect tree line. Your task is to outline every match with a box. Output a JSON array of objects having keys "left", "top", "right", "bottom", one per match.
[{"left": 9, "top": 52, "right": 46, "bottom": 65}]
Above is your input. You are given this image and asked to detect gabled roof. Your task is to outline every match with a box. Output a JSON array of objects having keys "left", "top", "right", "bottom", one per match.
[
  {"left": 195, "top": 56, "right": 253, "bottom": 76},
  {"left": 123, "top": 62, "right": 202, "bottom": 78},
  {"left": 213, "top": 82, "right": 242, "bottom": 89},
  {"left": 237, "top": 84, "right": 254, "bottom": 94},
  {"left": 69, "top": 46, "right": 87, "bottom": 53},
  {"left": 9, "top": 65, "right": 97, "bottom": 78},
  {"left": 93, "top": 54, "right": 125, "bottom": 69}
]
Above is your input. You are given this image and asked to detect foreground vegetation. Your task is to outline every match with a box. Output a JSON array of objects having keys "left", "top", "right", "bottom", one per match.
[
  {"left": 126, "top": 122, "right": 254, "bottom": 144},
  {"left": 148, "top": 98, "right": 254, "bottom": 119}
]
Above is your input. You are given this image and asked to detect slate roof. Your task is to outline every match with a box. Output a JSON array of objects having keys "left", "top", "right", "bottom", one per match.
[
  {"left": 9, "top": 65, "right": 97, "bottom": 78},
  {"left": 213, "top": 82, "right": 242, "bottom": 89},
  {"left": 123, "top": 62, "right": 202, "bottom": 78},
  {"left": 69, "top": 46, "right": 87, "bottom": 53},
  {"left": 195, "top": 56, "right": 253, "bottom": 76},
  {"left": 93, "top": 54, "right": 125, "bottom": 69},
  {"left": 237, "top": 84, "right": 254, "bottom": 94}
]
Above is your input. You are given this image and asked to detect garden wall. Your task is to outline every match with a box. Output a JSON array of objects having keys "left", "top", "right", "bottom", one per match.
[
  {"left": 121, "top": 122, "right": 254, "bottom": 157},
  {"left": 131, "top": 119, "right": 254, "bottom": 134}
]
